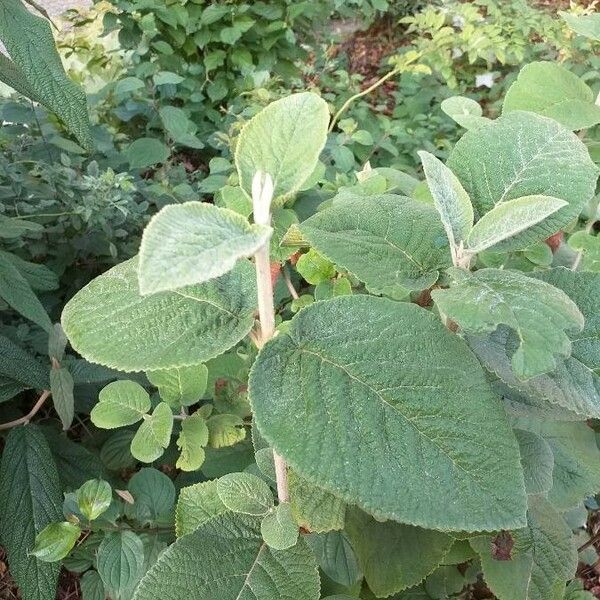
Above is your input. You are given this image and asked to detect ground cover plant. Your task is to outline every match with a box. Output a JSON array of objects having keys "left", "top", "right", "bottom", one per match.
[{"left": 1, "top": 1, "right": 600, "bottom": 600}]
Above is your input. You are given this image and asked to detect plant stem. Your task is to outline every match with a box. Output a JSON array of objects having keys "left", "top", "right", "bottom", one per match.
[
  {"left": 252, "top": 172, "right": 290, "bottom": 504},
  {"left": 0, "top": 390, "right": 51, "bottom": 430},
  {"left": 282, "top": 265, "right": 300, "bottom": 300},
  {"left": 572, "top": 196, "right": 599, "bottom": 271}
]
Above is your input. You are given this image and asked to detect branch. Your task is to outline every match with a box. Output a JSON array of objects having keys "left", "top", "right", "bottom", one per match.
[{"left": 0, "top": 390, "right": 51, "bottom": 430}]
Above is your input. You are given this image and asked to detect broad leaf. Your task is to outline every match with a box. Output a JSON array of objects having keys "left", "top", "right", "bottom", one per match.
[
  {"left": 235, "top": 92, "right": 329, "bottom": 202},
  {"left": 127, "top": 468, "right": 175, "bottom": 524},
  {"left": 0, "top": 333, "right": 48, "bottom": 391},
  {"left": 176, "top": 411, "right": 209, "bottom": 471},
  {"left": 0, "top": 0, "right": 92, "bottom": 148},
  {"left": 76, "top": 479, "right": 112, "bottom": 521},
  {"left": 147, "top": 364, "right": 208, "bottom": 408},
  {"left": 471, "top": 496, "right": 577, "bottom": 600},
  {"left": 216, "top": 472, "right": 274, "bottom": 516},
  {"left": 91, "top": 380, "right": 151, "bottom": 429},
  {"left": 447, "top": 111, "right": 598, "bottom": 251},
  {"left": 80, "top": 570, "right": 106, "bottom": 600},
  {"left": 133, "top": 513, "right": 320, "bottom": 600},
  {"left": 260, "top": 503, "right": 299, "bottom": 550},
  {"left": 432, "top": 268, "right": 583, "bottom": 380},
  {"left": 125, "top": 138, "right": 169, "bottom": 169},
  {"left": 418, "top": 151, "right": 473, "bottom": 249},
  {"left": 62, "top": 257, "right": 256, "bottom": 371},
  {"left": 175, "top": 480, "right": 228, "bottom": 537},
  {"left": 345, "top": 509, "right": 453, "bottom": 597},
  {"left": 250, "top": 295, "right": 527, "bottom": 531},
  {"left": 31, "top": 522, "right": 81, "bottom": 562},
  {"left": 514, "top": 430, "right": 554, "bottom": 495},
  {"left": 130, "top": 402, "right": 174, "bottom": 463},
  {"left": 503, "top": 62, "right": 600, "bottom": 130},
  {"left": 559, "top": 11, "right": 600, "bottom": 41},
  {"left": 0, "top": 425, "right": 62, "bottom": 600},
  {"left": 206, "top": 413, "right": 246, "bottom": 448},
  {"left": 307, "top": 531, "right": 362, "bottom": 587},
  {"left": 138, "top": 202, "right": 271, "bottom": 294},
  {"left": 97, "top": 530, "right": 145, "bottom": 600},
  {"left": 466, "top": 196, "right": 567, "bottom": 253},
  {"left": 299, "top": 194, "right": 451, "bottom": 296},
  {"left": 440, "top": 96, "right": 490, "bottom": 130}
]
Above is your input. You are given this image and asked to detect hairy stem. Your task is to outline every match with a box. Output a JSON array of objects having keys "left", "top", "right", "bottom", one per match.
[
  {"left": 0, "top": 390, "right": 51, "bottom": 430},
  {"left": 252, "top": 172, "right": 290, "bottom": 504}
]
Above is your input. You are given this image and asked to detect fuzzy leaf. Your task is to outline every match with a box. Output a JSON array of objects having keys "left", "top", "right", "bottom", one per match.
[
  {"left": 503, "top": 62, "right": 600, "bottom": 130},
  {"left": 559, "top": 11, "right": 600, "bottom": 40},
  {"left": 132, "top": 513, "right": 320, "bottom": 600},
  {"left": 50, "top": 366, "right": 75, "bottom": 430},
  {"left": 447, "top": 111, "right": 598, "bottom": 251},
  {"left": 466, "top": 196, "right": 567, "bottom": 253},
  {"left": 75, "top": 479, "right": 112, "bottom": 521},
  {"left": 250, "top": 295, "right": 527, "bottom": 531},
  {"left": 418, "top": 151, "right": 473, "bottom": 247},
  {"left": 440, "top": 96, "right": 490, "bottom": 130},
  {"left": 432, "top": 268, "right": 583, "bottom": 380},
  {"left": 307, "top": 531, "right": 361, "bottom": 587},
  {"left": 127, "top": 468, "right": 175, "bottom": 524},
  {"left": 175, "top": 480, "right": 228, "bottom": 537},
  {"left": 176, "top": 411, "right": 209, "bottom": 471},
  {"left": 346, "top": 509, "right": 453, "bottom": 596},
  {"left": 216, "top": 472, "right": 274, "bottom": 516},
  {"left": 91, "top": 380, "right": 151, "bottom": 429},
  {"left": 31, "top": 522, "right": 80, "bottom": 562},
  {"left": 299, "top": 194, "right": 451, "bottom": 296},
  {"left": 147, "top": 364, "right": 208, "bottom": 408},
  {"left": 514, "top": 430, "right": 554, "bottom": 495},
  {"left": 235, "top": 92, "right": 329, "bottom": 202},
  {"left": 471, "top": 496, "right": 577, "bottom": 600},
  {"left": 261, "top": 503, "right": 299, "bottom": 550},
  {"left": 130, "top": 402, "right": 174, "bottom": 463},
  {"left": 62, "top": 257, "right": 256, "bottom": 372},
  {"left": 138, "top": 202, "right": 271, "bottom": 294},
  {"left": 206, "top": 413, "right": 246, "bottom": 448}
]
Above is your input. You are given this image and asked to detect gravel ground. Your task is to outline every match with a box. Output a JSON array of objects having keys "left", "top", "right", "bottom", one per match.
[{"left": 35, "top": 0, "right": 91, "bottom": 17}]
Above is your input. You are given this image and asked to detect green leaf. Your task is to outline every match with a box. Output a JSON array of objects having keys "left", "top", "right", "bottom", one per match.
[
  {"left": 235, "top": 92, "right": 329, "bottom": 202},
  {"left": 147, "top": 364, "right": 208, "bottom": 408},
  {"left": 514, "top": 429, "right": 554, "bottom": 495},
  {"left": 80, "top": 570, "right": 106, "bottom": 600},
  {"left": 0, "top": 333, "right": 48, "bottom": 390},
  {"left": 48, "top": 323, "right": 68, "bottom": 362},
  {"left": 132, "top": 513, "right": 320, "bottom": 600},
  {"left": 91, "top": 380, "right": 151, "bottom": 429},
  {"left": 559, "top": 11, "right": 600, "bottom": 41},
  {"left": 158, "top": 105, "right": 190, "bottom": 138},
  {"left": 115, "top": 76, "right": 145, "bottom": 95},
  {"left": 97, "top": 530, "right": 145, "bottom": 600},
  {"left": 440, "top": 95, "right": 490, "bottom": 130},
  {"left": 261, "top": 503, "right": 299, "bottom": 550},
  {"left": 206, "top": 413, "right": 246, "bottom": 448},
  {"left": 216, "top": 472, "right": 274, "bottom": 516},
  {"left": 175, "top": 480, "right": 228, "bottom": 537},
  {"left": 62, "top": 257, "right": 256, "bottom": 372},
  {"left": 431, "top": 268, "right": 583, "bottom": 380},
  {"left": 0, "top": 425, "right": 62, "bottom": 600},
  {"left": 50, "top": 366, "right": 75, "bottom": 430},
  {"left": 153, "top": 71, "right": 184, "bottom": 85},
  {"left": 101, "top": 431, "right": 137, "bottom": 471},
  {"left": 466, "top": 195, "right": 567, "bottom": 253},
  {"left": 138, "top": 202, "right": 271, "bottom": 294},
  {"left": 127, "top": 468, "right": 175, "bottom": 524},
  {"left": 250, "top": 295, "right": 527, "bottom": 531},
  {"left": 31, "top": 522, "right": 80, "bottom": 562},
  {"left": 125, "top": 138, "right": 170, "bottom": 169},
  {"left": 307, "top": 531, "right": 361, "bottom": 587},
  {"left": 299, "top": 194, "right": 451, "bottom": 296},
  {"left": 176, "top": 411, "right": 209, "bottom": 471},
  {"left": 0, "top": 0, "right": 92, "bottom": 149},
  {"left": 75, "top": 479, "right": 112, "bottom": 521},
  {"left": 447, "top": 111, "right": 598, "bottom": 251},
  {"left": 470, "top": 496, "right": 577, "bottom": 600},
  {"left": 503, "top": 62, "right": 600, "bottom": 130},
  {"left": 0, "top": 251, "right": 52, "bottom": 331},
  {"left": 130, "top": 402, "right": 174, "bottom": 463},
  {"left": 345, "top": 509, "right": 453, "bottom": 597},
  {"left": 418, "top": 151, "right": 474, "bottom": 248},
  {"left": 289, "top": 470, "right": 346, "bottom": 533},
  {"left": 296, "top": 249, "right": 336, "bottom": 285}
]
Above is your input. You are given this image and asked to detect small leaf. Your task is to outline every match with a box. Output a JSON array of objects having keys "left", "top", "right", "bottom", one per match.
[
  {"left": 418, "top": 150, "right": 474, "bottom": 249},
  {"left": 235, "top": 92, "right": 330, "bottom": 202},
  {"left": 261, "top": 503, "right": 299, "bottom": 550},
  {"left": 176, "top": 411, "right": 209, "bottom": 471},
  {"left": 216, "top": 472, "right": 274, "bottom": 516},
  {"left": 130, "top": 402, "right": 174, "bottom": 463},
  {"left": 75, "top": 479, "right": 112, "bottom": 521},
  {"left": 125, "top": 138, "right": 170, "bottom": 169},
  {"left": 91, "top": 380, "right": 151, "bottom": 429},
  {"left": 296, "top": 249, "right": 336, "bottom": 285},
  {"left": 206, "top": 413, "right": 246, "bottom": 448},
  {"left": 466, "top": 195, "right": 567, "bottom": 253},
  {"left": 30, "top": 522, "right": 80, "bottom": 562},
  {"left": 138, "top": 202, "right": 271, "bottom": 294},
  {"left": 441, "top": 96, "right": 490, "bottom": 130},
  {"left": 127, "top": 468, "right": 175, "bottom": 524},
  {"left": 48, "top": 323, "right": 68, "bottom": 362},
  {"left": 80, "top": 570, "right": 106, "bottom": 600},
  {"left": 50, "top": 366, "right": 75, "bottom": 430},
  {"left": 147, "top": 364, "right": 208, "bottom": 407},
  {"left": 175, "top": 480, "right": 228, "bottom": 537}
]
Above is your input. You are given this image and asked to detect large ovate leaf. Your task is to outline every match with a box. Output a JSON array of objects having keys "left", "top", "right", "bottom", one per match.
[
  {"left": 470, "top": 496, "right": 577, "bottom": 600},
  {"left": 138, "top": 202, "right": 271, "bottom": 294},
  {"left": 235, "top": 92, "right": 329, "bottom": 202},
  {"left": 31, "top": 522, "right": 81, "bottom": 562},
  {"left": 447, "top": 111, "right": 598, "bottom": 251},
  {"left": 503, "top": 62, "right": 600, "bottom": 130},
  {"left": 514, "top": 430, "right": 554, "bottom": 495},
  {"left": 249, "top": 295, "right": 527, "bottom": 531},
  {"left": 0, "top": 333, "right": 48, "bottom": 392},
  {"left": 432, "top": 268, "right": 583, "bottom": 380},
  {"left": 62, "top": 257, "right": 256, "bottom": 371},
  {"left": 0, "top": 0, "right": 92, "bottom": 148},
  {"left": 147, "top": 364, "right": 208, "bottom": 408},
  {"left": 465, "top": 196, "right": 567, "bottom": 253},
  {"left": 132, "top": 513, "right": 320, "bottom": 600},
  {"left": 175, "top": 480, "right": 228, "bottom": 537},
  {"left": 0, "top": 425, "right": 62, "bottom": 600},
  {"left": 216, "top": 472, "right": 274, "bottom": 516},
  {"left": 299, "top": 194, "right": 451, "bottom": 296},
  {"left": 91, "top": 380, "right": 151, "bottom": 429},
  {"left": 418, "top": 151, "right": 473, "bottom": 248},
  {"left": 130, "top": 402, "right": 174, "bottom": 463},
  {"left": 345, "top": 509, "right": 453, "bottom": 596},
  {"left": 125, "top": 138, "right": 169, "bottom": 169},
  {"left": 559, "top": 11, "right": 600, "bottom": 41},
  {"left": 307, "top": 531, "right": 362, "bottom": 587}
]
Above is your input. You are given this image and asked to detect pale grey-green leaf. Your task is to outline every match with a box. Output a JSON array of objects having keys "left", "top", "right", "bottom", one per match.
[
  {"left": 130, "top": 402, "right": 173, "bottom": 463},
  {"left": 175, "top": 480, "right": 228, "bottom": 537},
  {"left": 441, "top": 95, "right": 490, "bottom": 130},
  {"left": 514, "top": 429, "right": 554, "bottom": 495},
  {"left": 260, "top": 503, "right": 299, "bottom": 550},
  {"left": 147, "top": 364, "right": 208, "bottom": 408},
  {"left": 91, "top": 380, "right": 151, "bottom": 429},
  {"left": 216, "top": 472, "right": 274, "bottom": 516},
  {"left": 559, "top": 11, "right": 600, "bottom": 41}
]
